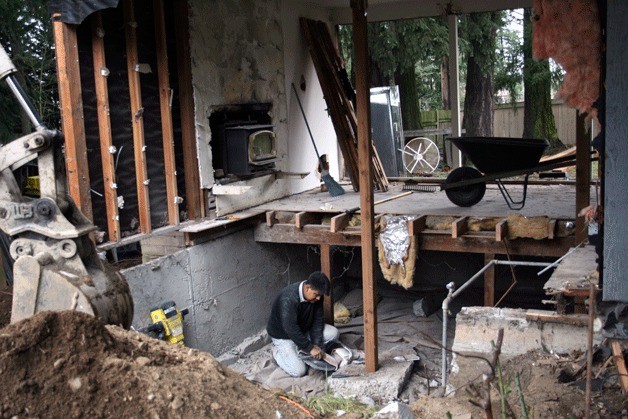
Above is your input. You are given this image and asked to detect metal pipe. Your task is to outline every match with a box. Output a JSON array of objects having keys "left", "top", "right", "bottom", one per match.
[
  {"left": 441, "top": 281, "right": 456, "bottom": 389},
  {"left": 440, "top": 259, "right": 553, "bottom": 388},
  {"left": 5, "top": 74, "right": 45, "bottom": 130}
]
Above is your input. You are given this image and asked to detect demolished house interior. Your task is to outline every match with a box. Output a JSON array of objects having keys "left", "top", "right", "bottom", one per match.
[{"left": 0, "top": 0, "right": 626, "bottom": 416}]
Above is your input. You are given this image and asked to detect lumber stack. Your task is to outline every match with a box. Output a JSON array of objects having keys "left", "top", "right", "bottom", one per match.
[{"left": 300, "top": 18, "right": 388, "bottom": 192}]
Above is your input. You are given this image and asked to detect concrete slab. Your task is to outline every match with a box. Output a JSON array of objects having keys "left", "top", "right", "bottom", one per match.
[
  {"left": 452, "top": 306, "right": 602, "bottom": 358},
  {"left": 327, "top": 354, "right": 414, "bottom": 403}
]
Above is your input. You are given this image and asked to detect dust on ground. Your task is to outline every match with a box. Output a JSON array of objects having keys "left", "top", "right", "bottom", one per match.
[{"left": 0, "top": 310, "right": 310, "bottom": 418}]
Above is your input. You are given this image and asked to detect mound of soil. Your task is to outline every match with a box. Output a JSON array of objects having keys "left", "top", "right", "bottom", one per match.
[{"left": 0, "top": 311, "right": 309, "bottom": 418}]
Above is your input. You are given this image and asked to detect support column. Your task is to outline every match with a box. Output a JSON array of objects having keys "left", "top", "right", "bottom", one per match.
[
  {"left": 484, "top": 253, "right": 495, "bottom": 306},
  {"left": 352, "top": 0, "right": 378, "bottom": 373},
  {"left": 321, "top": 244, "right": 333, "bottom": 325},
  {"left": 575, "top": 111, "right": 591, "bottom": 244},
  {"left": 448, "top": 14, "right": 462, "bottom": 168},
  {"left": 52, "top": 17, "right": 93, "bottom": 221}
]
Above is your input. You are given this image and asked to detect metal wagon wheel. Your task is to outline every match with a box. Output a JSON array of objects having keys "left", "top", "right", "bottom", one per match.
[{"left": 400, "top": 137, "right": 440, "bottom": 175}]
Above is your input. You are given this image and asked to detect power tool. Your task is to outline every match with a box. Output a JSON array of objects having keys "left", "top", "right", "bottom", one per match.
[{"left": 140, "top": 301, "right": 189, "bottom": 345}]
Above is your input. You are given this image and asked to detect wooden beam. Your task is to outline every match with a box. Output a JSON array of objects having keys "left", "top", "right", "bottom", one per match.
[
  {"left": 575, "top": 111, "right": 591, "bottom": 244},
  {"left": 408, "top": 215, "right": 427, "bottom": 236},
  {"left": 123, "top": 0, "right": 151, "bottom": 233},
  {"left": 52, "top": 17, "right": 93, "bottom": 221},
  {"left": 296, "top": 212, "right": 318, "bottom": 229},
  {"left": 496, "top": 218, "right": 508, "bottom": 242},
  {"left": 266, "top": 211, "right": 277, "bottom": 227},
  {"left": 547, "top": 219, "right": 557, "bottom": 240},
  {"left": 154, "top": 0, "right": 179, "bottom": 225},
  {"left": 254, "top": 223, "right": 575, "bottom": 257},
  {"left": 452, "top": 216, "right": 468, "bottom": 239},
  {"left": 91, "top": 12, "right": 120, "bottom": 242},
  {"left": 352, "top": 0, "right": 378, "bottom": 373},
  {"left": 484, "top": 253, "right": 495, "bottom": 306},
  {"left": 611, "top": 340, "right": 628, "bottom": 395},
  {"left": 330, "top": 212, "right": 352, "bottom": 232},
  {"left": 320, "top": 244, "right": 334, "bottom": 324},
  {"left": 173, "top": 0, "right": 203, "bottom": 219}
]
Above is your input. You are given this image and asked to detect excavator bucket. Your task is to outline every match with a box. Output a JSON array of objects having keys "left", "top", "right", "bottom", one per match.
[{"left": 0, "top": 42, "right": 133, "bottom": 327}]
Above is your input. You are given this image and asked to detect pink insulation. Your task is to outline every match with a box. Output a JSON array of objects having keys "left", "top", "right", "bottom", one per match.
[{"left": 532, "top": 0, "right": 601, "bottom": 121}]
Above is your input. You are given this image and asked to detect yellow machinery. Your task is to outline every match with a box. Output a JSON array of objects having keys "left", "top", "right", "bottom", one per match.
[
  {"left": 0, "top": 42, "right": 133, "bottom": 327},
  {"left": 141, "top": 301, "right": 188, "bottom": 345}
]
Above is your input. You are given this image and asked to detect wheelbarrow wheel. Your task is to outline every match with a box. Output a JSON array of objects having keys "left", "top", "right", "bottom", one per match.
[{"left": 444, "top": 167, "right": 486, "bottom": 207}]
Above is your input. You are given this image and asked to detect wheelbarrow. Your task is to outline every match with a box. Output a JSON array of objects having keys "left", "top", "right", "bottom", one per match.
[{"left": 441, "top": 137, "right": 588, "bottom": 210}]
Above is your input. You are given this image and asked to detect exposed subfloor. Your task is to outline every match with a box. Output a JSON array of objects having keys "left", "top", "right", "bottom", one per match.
[{"left": 253, "top": 181, "right": 592, "bottom": 219}]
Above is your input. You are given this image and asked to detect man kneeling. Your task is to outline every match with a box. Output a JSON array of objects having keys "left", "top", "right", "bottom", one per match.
[{"left": 266, "top": 271, "right": 339, "bottom": 377}]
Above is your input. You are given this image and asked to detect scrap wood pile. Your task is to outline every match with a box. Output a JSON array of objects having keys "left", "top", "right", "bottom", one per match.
[
  {"left": 0, "top": 311, "right": 310, "bottom": 418},
  {"left": 300, "top": 18, "right": 389, "bottom": 192}
]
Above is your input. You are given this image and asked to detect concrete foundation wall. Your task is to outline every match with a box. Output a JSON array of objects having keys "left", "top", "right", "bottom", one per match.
[{"left": 122, "top": 229, "right": 317, "bottom": 356}]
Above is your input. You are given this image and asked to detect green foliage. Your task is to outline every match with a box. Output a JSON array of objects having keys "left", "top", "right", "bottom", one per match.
[
  {"left": 0, "top": 0, "right": 58, "bottom": 143},
  {"left": 494, "top": 11, "right": 524, "bottom": 105}
]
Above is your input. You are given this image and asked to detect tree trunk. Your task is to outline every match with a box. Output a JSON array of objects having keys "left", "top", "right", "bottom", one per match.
[
  {"left": 522, "top": 8, "right": 561, "bottom": 150},
  {"left": 395, "top": 64, "right": 421, "bottom": 130},
  {"left": 440, "top": 55, "right": 450, "bottom": 110},
  {"left": 462, "top": 53, "right": 494, "bottom": 137}
]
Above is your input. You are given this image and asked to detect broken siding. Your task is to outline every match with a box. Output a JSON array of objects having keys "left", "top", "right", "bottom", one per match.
[{"left": 188, "top": 0, "right": 289, "bottom": 189}]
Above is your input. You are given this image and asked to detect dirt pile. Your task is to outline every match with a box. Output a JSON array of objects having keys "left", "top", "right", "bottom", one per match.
[{"left": 0, "top": 311, "right": 309, "bottom": 418}]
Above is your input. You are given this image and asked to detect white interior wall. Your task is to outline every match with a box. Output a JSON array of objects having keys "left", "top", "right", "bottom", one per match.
[{"left": 282, "top": 0, "right": 343, "bottom": 194}]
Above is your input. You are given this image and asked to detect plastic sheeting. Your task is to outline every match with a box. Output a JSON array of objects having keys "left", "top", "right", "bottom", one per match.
[{"left": 49, "top": 0, "right": 120, "bottom": 24}]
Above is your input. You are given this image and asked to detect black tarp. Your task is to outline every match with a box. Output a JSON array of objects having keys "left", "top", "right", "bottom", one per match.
[{"left": 49, "top": 0, "right": 120, "bottom": 24}]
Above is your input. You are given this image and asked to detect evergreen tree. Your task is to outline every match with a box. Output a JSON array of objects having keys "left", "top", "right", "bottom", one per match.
[
  {"left": 522, "top": 8, "right": 561, "bottom": 150},
  {"left": 0, "top": 0, "right": 57, "bottom": 143}
]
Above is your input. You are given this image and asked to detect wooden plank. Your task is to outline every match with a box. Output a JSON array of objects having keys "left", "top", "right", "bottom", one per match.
[
  {"left": 52, "top": 17, "right": 93, "bottom": 221},
  {"left": 496, "top": 218, "right": 508, "bottom": 242},
  {"left": 154, "top": 0, "right": 179, "bottom": 225},
  {"left": 452, "top": 216, "right": 468, "bottom": 239},
  {"left": 611, "top": 341, "right": 628, "bottom": 395},
  {"left": 548, "top": 219, "right": 557, "bottom": 240},
  {"left": 91, "top": 12, "right": 121, "bottom": 242},
  {"left": 484, "top": 253, "right": 495, "bottom": 307},
  {"left": 330, "top": 212, "right": 352, "bottom": 233},
  {"left": 525, "top": 312, "right": 590, "bottom": 327},
  {"left": 123, "top": 0, "right": 151, "bottom": 233},
  {"left": 407, "top": 215, "right": 427, "bottom": 236},
  {"left": 320, "top": 243, "right": 333, "bottom": 324},
  {"left": 295, "top": 212, "right": 318, "bottom": 229},
  {"left": 575, "top": 112, "right": 591, "bottom": 244},
  {"left": 266, "top": 211, "right": 277, "bottom": 227},
  {"left": 254, "top": 223, "right": 575, "bottom": 257},
  {"left": 352, "top": 0, "right": 378, "bottom": 373},
  {"left": 173, "top": 0, "right": 203, "bottom": 220}
]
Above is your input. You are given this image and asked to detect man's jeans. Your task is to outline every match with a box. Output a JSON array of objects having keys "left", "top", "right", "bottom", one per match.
[{"left": 271, "top": 324, "right": 339, "bottom": 377}]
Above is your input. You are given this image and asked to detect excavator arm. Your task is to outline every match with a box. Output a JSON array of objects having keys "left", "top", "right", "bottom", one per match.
[{"left": 0, "top": 43, "right": 133, "bottom": 327}]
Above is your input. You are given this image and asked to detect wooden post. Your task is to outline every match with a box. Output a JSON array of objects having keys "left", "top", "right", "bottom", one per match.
[
  {"left": 123, "top": 0, "right": 151, "bottom": 233},
  {"left": 575, "top": 111, "right": 591, "bottom": 244},
  {"left": 154, "top": 0, "right": 179, "bottom": 225},
  {"left": 52, "top": 17, "right": 93, "bottom": 221},
  {"left": 173, "top": 0, "right": 204, "bottom": 220},
  {"left": 447, "top": 13, "right": 462, "bottom": 168},
  {"left": 91, "top": 12, "right": 121, "bottom": 242},
  {"left": 484, "top": 253, "right": 495, "bottom": 306},
  {"left": 352, "top": 0, "right": 378, "bottom": 373},
  {"left": 321, "top": 244, "right": 334, "bottom": 325}
]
